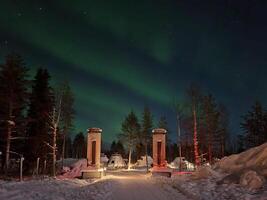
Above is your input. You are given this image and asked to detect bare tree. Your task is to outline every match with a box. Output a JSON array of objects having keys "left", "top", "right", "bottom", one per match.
[
  {"left": 173, "top": 98, "right": 184, "bottom": 171},
  {"left": 45, "top": 92, "right": 62, "bottom": 177},
  {"left": 187, "top": 84, "right": 201, "bottom": 167}
]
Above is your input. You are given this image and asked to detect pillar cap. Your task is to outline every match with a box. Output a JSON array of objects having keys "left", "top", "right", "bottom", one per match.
[
  {"left": 152, "top": 128, "right": 167, "bottom": 134},
  {"left": 87, "top": 127, "right": 102, "bottom": 133}
]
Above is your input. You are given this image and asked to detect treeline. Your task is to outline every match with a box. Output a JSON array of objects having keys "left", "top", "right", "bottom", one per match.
[
  {"left": 114, "top": 108, "right": 171, "bottom": 169},
  {"left": 118, "top": 84, "right": 267, "bottom": 167},
  {"left": 117, "top": 85, "right": 230, "bottom": 167},
  {"left": 0, "top": 54, "right": 78, "bottom": 176},
  {"left": 238, "top": 101, "right": 267, "bottom": 152}
]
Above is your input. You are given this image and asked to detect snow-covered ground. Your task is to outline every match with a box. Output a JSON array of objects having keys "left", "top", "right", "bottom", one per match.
[
  {"left": 1, "top": 143, "right": 267, "bottom": 200},
  {"left": 152, "top": 143, "right": 267, "bottom": 200},
  {"left": 152, "top": 172, "right": 267, "bottom": 200},
  {"left": 0, "top": 172, "right": 189, "bottom": 200},
  {"left": 108, "top": 154, "right": 126, "bottom": 169},
  {"left": 0, "top": 178, "right": 111, "bottom": 200},
  {"left": 1, "top": 170, "right": 266, "bottom": 200}
]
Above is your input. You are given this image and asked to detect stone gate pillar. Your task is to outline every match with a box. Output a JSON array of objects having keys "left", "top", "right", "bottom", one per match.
[
  {"left": 87, "top": 128, "right": 102, "bottom": 169},
  {"left": 152, "top": 128, "right": 167, "bottom": 167}
]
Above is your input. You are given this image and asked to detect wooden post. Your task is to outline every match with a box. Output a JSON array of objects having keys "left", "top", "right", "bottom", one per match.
[
  {"left": 145, "top": 143, "right": 149, "bottom": 172},
  {"left": 20, "top": 157, "right": 24, "bottom": 181},
  {"left": 193, "top": 109, "right": 200, "bottom": 167},
  {"left": 36, "top": 157, "right": 40, "bottom": 175},
  {"left": 52, "top": 128, "right": 57, "bottom": 177},
  {"left": 61, "top": 134, "right": 66, "bottom": 170},
  {"left": 44, "top": 160, "right": 47, "bottom": 174}
]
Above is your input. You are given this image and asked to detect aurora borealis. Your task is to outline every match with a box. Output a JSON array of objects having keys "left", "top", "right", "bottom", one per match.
[{"left": 1, "top": 0, "right": 267, "bottom": 142}]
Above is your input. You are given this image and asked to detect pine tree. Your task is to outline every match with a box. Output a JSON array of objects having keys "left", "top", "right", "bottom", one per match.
[
  {"left": 119, "top": 111, "right": 140, "bottom": 170},
  {"left": 141, "top": 106, "right": 153, "bottom": 171},
  {"left": 158, "top": 116, "right": 168, "bottom": 131},
  {"left": 217, "top": 105, "right": 229, "bottom": 157},
  {"left": 0, "top": 54, "right": 29, "bottom": 173},
  {"left": 116, "top": 140, "right": 125, "bottom": 157},
  {"left": 72, "top": 132, "right": 86, "bottom": 158},
  {"left": 65, "top": 136, "right": 73, "bottom": 158},
  {"left": 25, "top": 68, "right": 53, "bottom": 171},
  {"left": 110, "top": 140, "right": 125, "bottom": 156},
  {"left": 110, "top": 141, "right": 117, "bottom": 153},
  {"left": 241, "top": 101, "right": 267, "bottom": 149},
  {"left": 181, "top": 116, "right": 194, "bottom": 162},
  {"left": 236, "top": 134, "right": 245, "bottom": 153},
  {"left": 58, "top": 81, "right": 75, "bottom": 169},
  {"left": 202, "top": 94, "right": 220, "bottom": 163}
]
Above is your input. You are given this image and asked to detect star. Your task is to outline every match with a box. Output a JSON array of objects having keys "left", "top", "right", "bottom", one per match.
[
  {"left": 83, "top": 11, "right": 87, "bottom": 15},
  {"left": 17, "top": 12, "right": 22, "bottom": 17}
]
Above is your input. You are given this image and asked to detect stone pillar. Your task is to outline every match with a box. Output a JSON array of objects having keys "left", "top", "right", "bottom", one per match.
[
  {"left": 87, "top": 128, "right": 102, "bottom": 169},
  {"left": 152, "top": 128, "right": 167, "bottom": 167}
]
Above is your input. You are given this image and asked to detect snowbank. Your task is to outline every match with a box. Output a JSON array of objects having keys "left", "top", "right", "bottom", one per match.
[
  {"left": 149, "top": 144, "right": 267, "bottom": 199},
  {"left": 58, "top": 159, "right": 87, "bottom": 179},
  {"left": 168, "top": 157, "right": 195, "bottom": 171},
  {"left": 134, "top": 156, "right": 153, "bottom": 167},
  {"left": 240, "top": 170, "right": 266, "bottom": 190},
  {"left": 152, "top": 172, "right": 267, "bottom": 200},
  {"left": 100, "top": 154, "right": 109, "bottom": 164},
  {"left": 108, "top": 154, "right": 126, "bottom": 169},
  {"left": 192, "top": 166, "right": 221, "bottom": 179},
  {"left": 215, "top": 142, "right": 267, "bottom": 176},
  {"left": 212, "top": 143, "right": 267, "bottom": 191}
]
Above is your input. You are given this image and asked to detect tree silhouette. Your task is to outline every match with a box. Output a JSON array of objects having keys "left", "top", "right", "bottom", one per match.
[
  {"left": 119, "top": 111, "right": 140, "bottom": 170},
  {"left": 241, "top": 101, "right": 267, "bottom": 149},
  {"left": 0, "top": 54, "right": 29, "bottom": 173}
]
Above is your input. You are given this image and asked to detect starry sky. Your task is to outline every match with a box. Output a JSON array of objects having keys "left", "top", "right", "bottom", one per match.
[{"left": 0, "top": 0, "right": 267, "bottom": 143}]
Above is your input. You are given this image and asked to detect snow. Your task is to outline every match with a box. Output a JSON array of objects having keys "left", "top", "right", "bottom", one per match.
[
  {"left": 1, "top": 144, "right": 267, "bottom": 200},
  {"left": 192, "top": 165, "right": 221, "bottom": 179},
  {"left": 0, "top": 178, "right": 111, "bottom": 200},
  {"left": 108, "top": 154, "right": 126, "bottom": 169},
  {"left": 1, "top": 170, "right": 267, "bottom": 200},
  {"left": 58, "top": 159, "right": 87, "bottom": 179},
  {"left": 168, "top": 157, "right": 195, "bottom": 171},
  {"left": 151, "top": 143, "right": 267, "bottom": 199},
  {"left": 215, "top": 142, "right": 267, "bottom": 175},
  {"left": 240, "top": 170, "right": 266, "bottom": 190},
  {"left": 152, "top": 172, "right": 267, "bottom": 200},
  {"left": 109, "top": 172, "right": 189, "bottom": 200},
  {"left": 0, "top": 172, "right": 189, "bottom": 200},
  {"left": 100, "top": 154, "right": 109, "bottom": 164},
  {"left": 134, "top": 156, "right": 153, "bottom": 168}
]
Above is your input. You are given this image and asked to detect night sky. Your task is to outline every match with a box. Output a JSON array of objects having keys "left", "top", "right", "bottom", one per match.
[{"left": 1, "top": 0, "right": 267, "bottom": 143}]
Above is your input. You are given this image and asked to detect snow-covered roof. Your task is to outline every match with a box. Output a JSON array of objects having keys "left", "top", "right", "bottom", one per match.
[
  {"left": 87, "top": 127, "right": 102, "bottom": 133},
  {"left": 152, "top": 128, "right": 167, "bottom": 134}
]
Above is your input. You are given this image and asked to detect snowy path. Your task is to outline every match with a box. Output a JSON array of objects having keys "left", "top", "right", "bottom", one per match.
[
  {"left": 108, "top": 171, "right": 189, "bottom": 200},
  {"left": 0, "top": 172, "right": 189, "bottom": 200}
]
